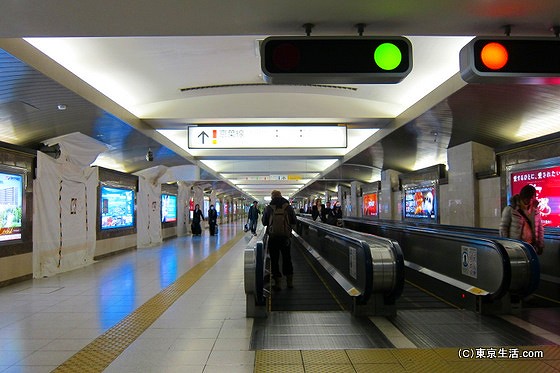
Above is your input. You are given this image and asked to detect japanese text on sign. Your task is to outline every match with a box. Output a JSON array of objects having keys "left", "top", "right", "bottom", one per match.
[{"left": 187, "top": 126, "right": 347, "bottom": 149}]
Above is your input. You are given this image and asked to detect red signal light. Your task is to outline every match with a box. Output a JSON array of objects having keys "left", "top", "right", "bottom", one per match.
[
  {"left": 480, "top": 42, "right": 508, "bottom": 70},
  {"left": 460, "top": 37, "right": 560, "bottom": 83}
]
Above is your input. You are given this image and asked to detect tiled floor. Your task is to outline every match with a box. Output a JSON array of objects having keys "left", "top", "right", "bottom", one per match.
[
  {"left": 0, "top": 223, "right": 254, "bottom": 373},
  {"left": 1, "top": 221, "right": 559, "bottom": 373}
]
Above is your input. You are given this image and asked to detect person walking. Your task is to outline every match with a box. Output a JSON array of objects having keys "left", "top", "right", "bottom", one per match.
[
  {"left": 191, "top": 204, "right": 204, "bottom": 236},
  {"left": 208, "top": 204, "right": 218, "bottom": 236},
  {"left": 247, "top": 200, "right": 260, "bottom": 236},
  {"left": 262, "top": 190, "right": 297, "bottom": 290}
]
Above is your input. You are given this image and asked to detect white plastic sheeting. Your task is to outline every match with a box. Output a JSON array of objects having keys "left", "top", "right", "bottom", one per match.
[
  {"left": 135, "top": 165, "right": 200, "bottom": 240},
  {"left": 136, "top": 177, "right": 162, "bottom": 248},
  {"left": 32, "top": 130, "right": 203, "bottom": 273},
  {"left": 165, "top": 165, "right": 200, "bottom": 183},
  {"left": 177, "top": 181, "right": 192, "bottom": 237},
  {"left": 33, "top": 152, "right": 99, "bottom": 278},
  {"left": 42, "top": 132, "right": 110, "bottom": 169},
  {"left": 134, "top": 166, "right": 167, "bottom": 248}
]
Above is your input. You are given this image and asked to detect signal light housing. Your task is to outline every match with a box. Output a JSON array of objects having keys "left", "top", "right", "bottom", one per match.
[
  {"left": 260, "top": 36, "right": 412, "bottom": 84},
  {"left": 460, "top": 36, "right": 560, "bottom": 84}
]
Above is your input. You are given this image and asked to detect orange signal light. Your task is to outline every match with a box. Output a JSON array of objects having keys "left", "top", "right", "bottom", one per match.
[{"left": 480, "top": 42, "right": 508, "bottom": 70}]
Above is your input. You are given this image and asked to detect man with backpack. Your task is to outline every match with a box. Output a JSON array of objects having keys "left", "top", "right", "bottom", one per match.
[{"left": 262, "top": 190, "right": 297, "bottom": 290}]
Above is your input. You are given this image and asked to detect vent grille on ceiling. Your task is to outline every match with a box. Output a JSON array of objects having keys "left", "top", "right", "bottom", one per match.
[{"left": 179, "top": 83, "right": 357, "bottom": 92}]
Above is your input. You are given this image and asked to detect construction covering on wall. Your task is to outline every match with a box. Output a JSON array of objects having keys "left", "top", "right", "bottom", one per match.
[{"left": 33, "top": 151, "right": 98, "bottom": 277}]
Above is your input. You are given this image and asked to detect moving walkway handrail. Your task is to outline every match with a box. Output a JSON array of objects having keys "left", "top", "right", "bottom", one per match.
[
  {"left": 398, "top": 219, "right": 560, "bottom": 240},
  {"left": 409, "top": 222, "right": 540, "bottom": 297},
  {"left": 244, "top": 230, "right": 267, "bottom": 317},
  {"left": 376, "top": 219, "right": 544, "bottom": 295},
  {"left": 296, "top": 216, "right": 405, "bottom": 307},
  {"left": 400, "top": 225, "right": 538, "bottom": 298},
  {"left": 343, "top": 217, "right": 540, "bottom": 300}
]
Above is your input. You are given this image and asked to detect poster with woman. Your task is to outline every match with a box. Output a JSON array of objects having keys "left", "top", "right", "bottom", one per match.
[{"left": 511, "top": 165, "right": 560, "bottom": 227}]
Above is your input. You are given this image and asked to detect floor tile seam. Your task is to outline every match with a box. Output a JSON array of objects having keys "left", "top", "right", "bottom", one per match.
[
  {"left": 202, "top": 319, "right": 231, "bottom": 368},
  {"left": 50, "top": 231, "right": 245, "bottom": 373}
]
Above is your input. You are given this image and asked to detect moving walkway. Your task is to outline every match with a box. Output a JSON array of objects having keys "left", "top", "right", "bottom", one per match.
[{"left": 343, "top": 218, "right": 541, "bottom": 314}]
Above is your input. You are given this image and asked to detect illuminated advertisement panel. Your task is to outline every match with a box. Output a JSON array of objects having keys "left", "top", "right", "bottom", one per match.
[
  {"left": 362, "top": 193, "right": 378, "bottom": 216},
  {"left": 403, "top": 185, "right": 437, "bottom": 220},
  {"left": 0, "top": 172, "right": 23, "bottom": 242},
  {"left": 510, "top": 165, "right": 560, "bottom": 227},
  {"left": 100, "top": 186, "right": 135, "bottom": 230},
  {"left": 161, "top": 194, "right": 177, "bottom": 223}
]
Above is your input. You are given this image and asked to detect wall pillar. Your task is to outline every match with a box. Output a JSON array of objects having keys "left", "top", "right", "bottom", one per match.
[
  {"left": 380, "top": 169, "right": 401, "bottom": 220},
  {"left": 446, "top": 141, "right": 495, "bottom": 227},
  {"left": 349, "top": 181, "right": 362, "bottom": 217}
]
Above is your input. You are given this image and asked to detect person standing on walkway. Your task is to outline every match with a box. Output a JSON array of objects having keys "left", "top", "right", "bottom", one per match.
[
  {"left": 262, "top": 190, "right": 297, "bottom": 290},
  {"left": 311, "top": 198, "right": 325, "bottom": 222}
]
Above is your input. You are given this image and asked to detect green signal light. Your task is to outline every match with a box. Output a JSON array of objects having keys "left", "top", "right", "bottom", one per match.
[{"left": 374, "top": 43, "right": 402, "bottom": 70}]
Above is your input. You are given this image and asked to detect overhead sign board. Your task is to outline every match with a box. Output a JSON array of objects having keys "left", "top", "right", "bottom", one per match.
[
  {"left": 188, "top": 126, "right": 347, "bottom": 149},
  {"left": 240, "top": 175, "right": 302, "bottom": 181}
]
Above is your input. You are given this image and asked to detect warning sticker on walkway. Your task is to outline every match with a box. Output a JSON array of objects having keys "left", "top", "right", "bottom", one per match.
[{"left": 461, "top": 246, "right": 477, "bottom": 279}]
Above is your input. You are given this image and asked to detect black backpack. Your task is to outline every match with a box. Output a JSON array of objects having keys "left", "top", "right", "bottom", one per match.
[{"left": 267, "top": 203, "right": 292, "bottom": 238}]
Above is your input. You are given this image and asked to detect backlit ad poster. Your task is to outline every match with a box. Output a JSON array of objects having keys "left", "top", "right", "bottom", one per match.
[
  {"left": 362, "top": 193, "right": 378, "bottom": 216},
  {"left": 0, "top": 172, "right": 23, "bottom": 241},
  {"left": 404, "top": 185, "right": 437, "bottom": 220},
  {"left": 511, "top": 165, "right": 560, "bottom": 227},
  {"left": 100, "top": 186, "right": 135, "bottom": 230},
  {"left": 161, "top": 194, "right": 177, "bottom": 223}
]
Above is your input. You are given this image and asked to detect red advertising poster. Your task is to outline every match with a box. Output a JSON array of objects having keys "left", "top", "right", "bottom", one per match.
[
  {"left": 511, "top": 165, "right": 560, "bottom": 227},
  {"left": 363, "top": 193, "right": 378, "bottom": 216}
]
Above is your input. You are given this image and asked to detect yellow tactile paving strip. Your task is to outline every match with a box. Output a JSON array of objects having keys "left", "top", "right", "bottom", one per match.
[
  {"left": 53, "top": 231, "right": 245, "bottom": 373},
  {"left": 255, "top": 346, "right": 560, "bottom": 372}
]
